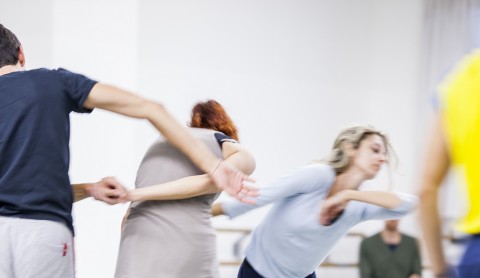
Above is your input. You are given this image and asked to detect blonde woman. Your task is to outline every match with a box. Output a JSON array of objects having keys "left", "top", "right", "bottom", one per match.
[{"left": 212, "top": 124, "right": 418, "bottom": 278}]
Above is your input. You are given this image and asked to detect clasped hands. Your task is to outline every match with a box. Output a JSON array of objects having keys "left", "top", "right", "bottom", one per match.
[{"left": 89, "top": 172, "right": 259, "bottom": 205}]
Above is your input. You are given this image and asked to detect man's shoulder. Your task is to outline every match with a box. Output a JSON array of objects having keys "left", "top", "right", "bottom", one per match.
[
  {"left": 27, "top": 67, "right": 82, "bottom": 76},
  {"left": 26, "top": 68, "right": 53, "bottom": 74},
  {"left": 2, "top": 68, "right": 59, "bottom": 85},
  {"left": 21, "top": 68, "right": 61, "bottom": 80},
  {"left": 362, "top": 232, "right": 382, "bottom": 244},
  {"left": 400, "top": 233, "right": 419, "bottom": 243}
]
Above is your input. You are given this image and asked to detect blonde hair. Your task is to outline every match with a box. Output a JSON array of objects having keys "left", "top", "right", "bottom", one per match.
[{"left": 322, "top": 124, "right": 396, "bottom": 174}]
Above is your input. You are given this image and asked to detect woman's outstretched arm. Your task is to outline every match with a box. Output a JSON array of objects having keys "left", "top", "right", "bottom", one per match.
[
  {"left": 320, "top": 190, "right": 418, "bottom": 225},
  {"left": 128, "top": 142, "right": 256, "bottom": 203}
]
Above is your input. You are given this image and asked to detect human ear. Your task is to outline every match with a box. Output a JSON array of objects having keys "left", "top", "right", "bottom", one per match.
[{"left": 18, "top": 45, "right": 26, "bottom": 67}]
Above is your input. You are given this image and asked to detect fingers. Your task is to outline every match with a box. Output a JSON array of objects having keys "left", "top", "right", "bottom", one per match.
[
  {"left": 92, "top": 177, "right": 129, "bottom": 205},
  {"left": 236, "top": 195, "right": 257, "bottom": 205},
  {"left": 103, "top": 177, "right": 128, "bottom": 199},
  {"left": 319, "top": 205, "right": 332, "bottom": 225},
  {"left": 243, "top": 176, "right": 256, "bottom": 183},
  {"left": 319, "top": 205, "right": 345, "bottom": 226},
  {"left": 239, "top": 181, "right": 259, "bottom": 196},
  {"left": 319, "top": 199, "right": 342, "bottom": 225},
  {"left": 212, "top": 161, "right": 246, "bottom": 195},
  {"left": 319, "top": 212, "right": 334, "bottom": 226},
  {"left": 209, "top": 161, "right": 259, "bottom": 204},
  {"left": 235, "top": 178, "right": 259, "bottom": 204}
]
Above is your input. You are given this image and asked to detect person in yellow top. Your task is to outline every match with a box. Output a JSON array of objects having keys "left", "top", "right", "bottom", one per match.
[{"left": 419, "top": 50, "right": 480, "bottom": 278}]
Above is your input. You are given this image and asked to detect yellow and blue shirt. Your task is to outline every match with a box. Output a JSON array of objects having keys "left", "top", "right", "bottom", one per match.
[{"left": 438, "top": 50, "right": 480, "bottom": 234}]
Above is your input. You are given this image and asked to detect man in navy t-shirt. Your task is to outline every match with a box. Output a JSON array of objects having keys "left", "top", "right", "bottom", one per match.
[{"left": 0, "top": 23, "right": 255, "bottom": 278}]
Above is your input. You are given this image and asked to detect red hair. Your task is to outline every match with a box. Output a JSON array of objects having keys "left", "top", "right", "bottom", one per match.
[{"left": 189, "top": 100, "right": 239, "bottom": 141}]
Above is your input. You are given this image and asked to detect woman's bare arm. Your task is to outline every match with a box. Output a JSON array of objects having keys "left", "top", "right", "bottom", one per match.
[{"left": 128, "top": 142, "right": 256, "bottom": 202}]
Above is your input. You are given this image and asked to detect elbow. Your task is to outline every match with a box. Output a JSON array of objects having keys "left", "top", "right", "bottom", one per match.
[
  {"left": 144, "top": 101, "right": 166, "bottom": 122},
  {"left": 211, "top": 203, "right": 225, "bottom": 216},
  {"left": 418, "top": 182, "right": 438, "bottom": 208},
  {"left": 418, "top": 186, "right": 440, "bottom": 213},
  {"left": 242, "top": 150, "right": 256, "bottom": 175},
  {"left": 245, "top": 157, "right": 256, "bottom": 175},
  {"left": 234, "top": 152, "right": 256, "bottom": 175},
  {"left": 419, "top": 185, "right": 439, "bottom": 203}
]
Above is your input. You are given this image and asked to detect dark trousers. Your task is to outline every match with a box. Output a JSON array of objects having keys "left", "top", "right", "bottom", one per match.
[
  {"left": 238, "top": 258, "right": 316, "bottom": 278},
  {"left": 458, "top": 235, "right": 480, "bottom": 278}
]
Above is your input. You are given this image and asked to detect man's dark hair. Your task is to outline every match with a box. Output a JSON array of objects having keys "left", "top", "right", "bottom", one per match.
[{"left": 0, "top": 24, "right": 21, "bottom": 67}]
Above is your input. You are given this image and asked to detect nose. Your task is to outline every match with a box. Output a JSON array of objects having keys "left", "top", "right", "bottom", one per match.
[{"left": 378, "top": 153, "right": 386, "bottom": 163}]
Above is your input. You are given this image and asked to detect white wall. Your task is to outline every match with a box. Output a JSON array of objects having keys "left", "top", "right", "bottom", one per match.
[
  {"left": 1, "top": 0, "right": 54, "bottom": 69},
  {"left": 50, "top": 1, "right": 140, "bottom": 277},
  {"left": 1, "top": 1, "right": 427, "bottom": 277}
]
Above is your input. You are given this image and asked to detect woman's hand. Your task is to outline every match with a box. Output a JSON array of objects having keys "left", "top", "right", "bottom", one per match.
[
  {"left": 319, "top": 191, "right": 348, "bottom": 225},
  {"left": 210, "top": 160, "right": 258, "bottom": 203}
]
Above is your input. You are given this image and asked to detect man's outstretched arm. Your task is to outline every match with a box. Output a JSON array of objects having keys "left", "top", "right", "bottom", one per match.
[
  {"left": 73, "top": 176, "right": 128, "bottom": 204},
  {"left": 83, "top": 83, "right": 253, "bottom": 199}
]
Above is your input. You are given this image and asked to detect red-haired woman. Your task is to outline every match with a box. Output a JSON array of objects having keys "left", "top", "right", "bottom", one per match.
[{"left": 115, "top": 100, "right": 256, "bottom": 278}]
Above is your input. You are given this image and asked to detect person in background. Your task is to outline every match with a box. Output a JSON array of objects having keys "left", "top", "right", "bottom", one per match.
[
  {"left": 419, "top": 50, "right": 480, "bottom": 278},
  {"left": 359, "top": 219, "right": 422, "bottom": 278}
]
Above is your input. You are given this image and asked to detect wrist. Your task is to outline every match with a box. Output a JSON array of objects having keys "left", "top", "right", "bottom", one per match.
[
  {"left": 85, "top": 183, "right": 95, "bottom": 197},
  {"left": 337, "top": 189, "right": 353, "bottom": 201},
  {"left": 128, "top": 189, "right": 141, "bottom": 202},
  {"left": 209, "top": 159, "right": 223, "bottom": 177}
]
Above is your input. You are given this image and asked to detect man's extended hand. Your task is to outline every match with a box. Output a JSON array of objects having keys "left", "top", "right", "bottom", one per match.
[{"left": 89, "top": 177, "right": 129, "bottom": 205}]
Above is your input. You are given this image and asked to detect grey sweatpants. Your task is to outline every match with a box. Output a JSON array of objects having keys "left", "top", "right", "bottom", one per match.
[{"left": 0, "top": 216, "right": 74, "bottom": 278}]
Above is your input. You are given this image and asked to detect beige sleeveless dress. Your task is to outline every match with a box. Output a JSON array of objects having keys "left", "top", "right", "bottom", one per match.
[{"left": 115, "top": 128, "right": 223, "bottom": 278}]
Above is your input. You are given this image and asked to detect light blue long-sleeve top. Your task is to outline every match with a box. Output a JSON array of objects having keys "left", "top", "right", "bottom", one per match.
[{"left": 222, "top": 163, "right": 418, "bottom": 278}]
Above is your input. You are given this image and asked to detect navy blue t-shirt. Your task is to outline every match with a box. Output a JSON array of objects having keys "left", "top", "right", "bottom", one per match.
[{"left": 0, "top": 68, "right": 97, "bottom": 234}]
